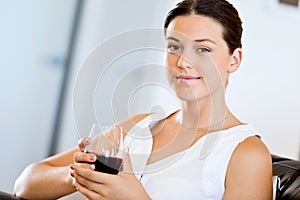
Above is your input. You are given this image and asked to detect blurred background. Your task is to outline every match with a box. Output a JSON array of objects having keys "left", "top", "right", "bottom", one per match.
[{"left": 1, "top": 0, "right": 300, "bottom": 198}]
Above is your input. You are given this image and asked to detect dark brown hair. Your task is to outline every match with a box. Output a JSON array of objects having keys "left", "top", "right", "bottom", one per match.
[{"left": 164, "top": 0, "right": 243, "bottom": 54}]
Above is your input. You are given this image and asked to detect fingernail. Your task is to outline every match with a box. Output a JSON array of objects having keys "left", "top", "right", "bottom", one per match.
[
  {"left": 70, "top": 171, "right": 74, "bottom": 177},
  {"left": 70, "top": 164, "right": 75, "bottom": 170},
  {"left": 90, "top": 154, "right": 96, "bottom": 161},
  {"left": 89, "top": 164, "right": 95, "bottom": 170}
]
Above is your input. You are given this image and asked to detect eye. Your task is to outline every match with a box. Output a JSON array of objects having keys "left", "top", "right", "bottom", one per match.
[
  {"left": 167, "top": 44, "right": 182, "bottom": 53},
  {"left": 197, "top": 47, "right": 210, "bottom": 53}
]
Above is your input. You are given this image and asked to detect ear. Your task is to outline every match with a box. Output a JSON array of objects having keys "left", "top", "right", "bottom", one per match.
[{"left": 227, "top": 48, "right": 242, "bottom": 73}]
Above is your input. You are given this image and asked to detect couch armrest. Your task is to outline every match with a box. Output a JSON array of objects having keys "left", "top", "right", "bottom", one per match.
[
  {"left": 0, "top": 191, "right": 24, "bottom": 200},
  {"left": 272, "top": 155, "right": 300, "bottom": 200}
]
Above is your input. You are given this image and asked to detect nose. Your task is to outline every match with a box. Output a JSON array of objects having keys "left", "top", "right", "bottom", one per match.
[{"left": 177, "top": 53, "right": 192, "bottom": 69}]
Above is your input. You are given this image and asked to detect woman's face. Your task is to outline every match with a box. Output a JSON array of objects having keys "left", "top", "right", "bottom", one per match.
[{"left": 165, "top": 14, "right": 239, "bottom": 102}]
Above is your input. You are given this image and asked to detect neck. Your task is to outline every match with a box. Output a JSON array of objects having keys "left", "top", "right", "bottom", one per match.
[{"left": 179, "top": 91, "right": 229, "bottom": 131}]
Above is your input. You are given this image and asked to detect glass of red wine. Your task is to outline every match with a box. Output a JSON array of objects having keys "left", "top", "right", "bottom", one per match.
[{"left": 84, "top": 123, "right": 124, "bottom": 175}]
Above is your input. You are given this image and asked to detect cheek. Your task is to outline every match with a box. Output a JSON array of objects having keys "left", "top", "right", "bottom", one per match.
[
  {"left": 193, "top": 56, "right": 229, "bottom": 90},
  {"left": 165, "top": 66, "right": 177, "bottom": 87},
  {"left": 165, "top": 53, "right": 179, "bottom": 68},
  {"left": 165, "top": 54, "right": 179, "bottom": 81},
  {"left": 212, "top": 58, "right": 230, "bottom": 85}
]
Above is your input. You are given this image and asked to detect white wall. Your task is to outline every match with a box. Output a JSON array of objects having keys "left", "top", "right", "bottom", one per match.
[
  {"left": 227, "top": 0, "right": 300, "bottom": 159},
  {"left": 58, "top": 0, "right": 300, "bottom": 165},
  {"left": 0, "top": 0, "right": 76, "bottom": 193}
]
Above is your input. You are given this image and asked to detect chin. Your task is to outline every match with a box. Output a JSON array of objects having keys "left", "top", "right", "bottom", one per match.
[
  {"left": 175, "top": 88, "right": 213, "bottom": 103},
  {"left": 175, "top": 91, "right": 199, "bottom": 102}
]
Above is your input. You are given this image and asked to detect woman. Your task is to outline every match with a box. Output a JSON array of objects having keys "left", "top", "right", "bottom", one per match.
[{"left": 14, "top": 0, "right": 273, "bottom": 199}]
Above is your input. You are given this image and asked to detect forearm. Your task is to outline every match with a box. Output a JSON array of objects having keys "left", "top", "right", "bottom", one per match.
[{"left": 14, "top": 162, "right": 76, "bottom": 200}]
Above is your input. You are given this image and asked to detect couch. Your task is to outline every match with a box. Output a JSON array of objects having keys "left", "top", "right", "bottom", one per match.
[
  {"left": 272, "top": 155, "right": 300, "bottom": 199},
  {"left": 1, "top": 154, "right": 299, "bottom": 200}
]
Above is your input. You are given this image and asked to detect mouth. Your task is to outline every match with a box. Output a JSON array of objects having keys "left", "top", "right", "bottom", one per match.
[{"left": 176, "top": 75, "right": 201, "bottom": 81}]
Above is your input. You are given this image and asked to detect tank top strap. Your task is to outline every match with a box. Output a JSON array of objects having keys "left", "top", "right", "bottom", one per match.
[{"left": 123, "top": 107, "right": 180, "bottom": 177}]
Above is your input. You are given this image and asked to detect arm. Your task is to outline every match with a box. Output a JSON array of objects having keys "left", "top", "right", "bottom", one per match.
[
  {"left": 223, "top": 136, "right": 273, "bottom": 200},
  {"left": 13, "top": 114, "right": 148, "bottom": 200},
  {"left": 14, "top": 148, "right": 79, "bottom": 200}
]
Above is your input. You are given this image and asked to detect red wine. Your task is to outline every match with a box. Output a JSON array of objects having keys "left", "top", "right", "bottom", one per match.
[{"left": 91, "top": 155, "right": 123, "bottom": 174}]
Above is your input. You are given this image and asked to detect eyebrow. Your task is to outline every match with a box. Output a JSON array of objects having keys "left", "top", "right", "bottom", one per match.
[
  {"left": 166, "top": 36, "right": 216, "bottom": 45},
  {"left": 194, "top": 39, "right": 216, "bottom": 45},
  {"left": 166, "top": 36, "right": 180, "bottom": 42}
]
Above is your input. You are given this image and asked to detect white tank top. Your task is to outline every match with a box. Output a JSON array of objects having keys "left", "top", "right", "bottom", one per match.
[{"left": 123, "top": 111, "right": 260, "bottom": 200}]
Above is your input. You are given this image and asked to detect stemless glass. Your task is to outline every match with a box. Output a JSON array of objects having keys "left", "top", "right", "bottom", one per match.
[{"left": 84, "top": 123, "right": 124, "bottom": 174}]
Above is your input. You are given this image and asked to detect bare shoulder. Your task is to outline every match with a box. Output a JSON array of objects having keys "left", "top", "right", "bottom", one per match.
[
  {"left": 224, "top": 136, "right": 273, "bottom": 199},
  {"left": 232, "top": 136, "right": 272, "bottom": 162},
  {"left": 231, "top": 136, "right": 273, "bottom": 172}
]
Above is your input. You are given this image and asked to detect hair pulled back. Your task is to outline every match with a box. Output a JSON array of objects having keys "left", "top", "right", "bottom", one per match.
[{"left": 164, "top": 0, "right": 243, "bottom": 54}]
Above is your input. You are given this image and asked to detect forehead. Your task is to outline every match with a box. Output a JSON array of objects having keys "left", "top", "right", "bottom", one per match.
[{"left": 166, "top": 15, "right": 224, "bottom": 42}]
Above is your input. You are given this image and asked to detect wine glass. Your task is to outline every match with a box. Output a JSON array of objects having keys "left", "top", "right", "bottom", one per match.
[{"left": 84, "top": 123, "right": 124, "bottom": 174}]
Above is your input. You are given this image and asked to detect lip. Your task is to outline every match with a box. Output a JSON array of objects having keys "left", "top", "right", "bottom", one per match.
[{"left": 176, "top": 75, "right": 201, "bottom": 80}]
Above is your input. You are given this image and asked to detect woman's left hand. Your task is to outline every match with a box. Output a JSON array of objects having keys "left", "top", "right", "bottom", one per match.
[{"left": 71, "top": 147, "right": 151, "bottom": 200}]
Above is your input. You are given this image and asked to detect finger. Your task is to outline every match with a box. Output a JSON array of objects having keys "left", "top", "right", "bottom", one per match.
[
  {"left": 73, "top": 164, "right": 112, "bottom": 184},
  {"left": 71, "top": 163, "right": 95, "bottom": 173},
  {"left": 73, "top": 152, "right": 96, "bottom": 163},
  {"left": 74, "top": 171, "right": 108, "bottom": 198},
  {"left": 77, "top": 137, "right": 92, "bottom": 152},
  {"left": 74, "top": 171, "right": 94, "bottom": 189},
  {"left": 75, "top": 181, "right": 103, "bottom": 200},
  {"left": 122, "top": 146, "right": 133, "bottom": 174}
]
